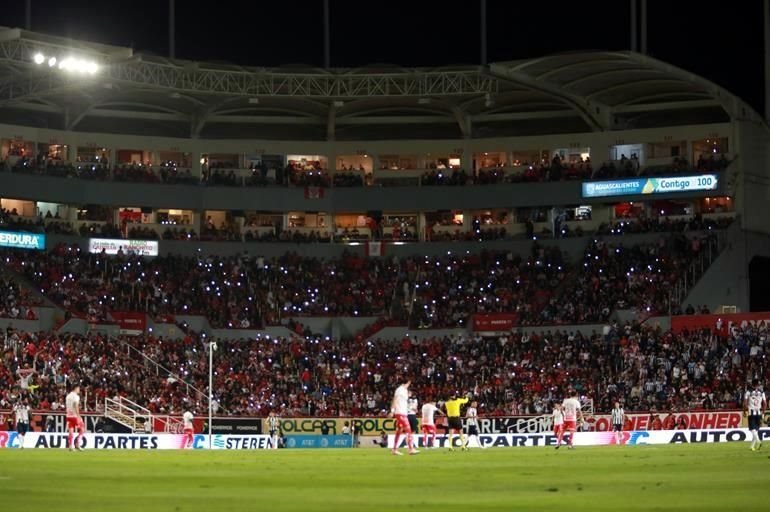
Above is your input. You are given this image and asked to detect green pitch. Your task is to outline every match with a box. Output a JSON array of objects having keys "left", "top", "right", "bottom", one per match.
[{"left": 0, "top": 444, "right": 767, "bottom": 512}]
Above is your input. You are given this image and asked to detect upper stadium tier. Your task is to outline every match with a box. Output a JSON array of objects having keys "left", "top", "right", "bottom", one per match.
[{"left": 0, "top": 26, "right": 762, "bottom": 141}]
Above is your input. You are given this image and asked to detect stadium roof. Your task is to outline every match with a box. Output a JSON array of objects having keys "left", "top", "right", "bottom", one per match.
[{"left": 0, "top": 26, "right": 761, "bottom": 141}]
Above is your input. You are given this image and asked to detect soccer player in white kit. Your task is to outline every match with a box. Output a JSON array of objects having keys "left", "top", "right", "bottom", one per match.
[
  {"left": 611, "top": 401, "right": 626, "bottom": 445},
  {"left": 65, "top": 385, "right": 84, "bottom": 451},
  {"left": 389, "top": 378, "right": 418, "bottom": 455},
  {"left": 552, "top": 402, "right": 565, "bottom": 448},
  {"left": 407, "top": 394, "right": 419, "bottom": 451},
  {"left": 420, "top": 401, "right": 443, "bottom": 448},
  {"left": 744, "top": 379, "right": 767, "bottom": 451},
  {"left": 182, "top": 410, "right": 194, "bottom": 449},
  {"left": 464, "top": 400, "right": 485, "bottom": 449},
  {"left": 13, "top": 399, "right": 30, "bottom": 449},
  {"left": 560, "top": 390, "right": 583, "bottom": 450}
]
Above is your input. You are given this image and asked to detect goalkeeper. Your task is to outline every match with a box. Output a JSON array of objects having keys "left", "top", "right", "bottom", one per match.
[{"left": 444, "top": 392, "right": 470, "bottom": 451}]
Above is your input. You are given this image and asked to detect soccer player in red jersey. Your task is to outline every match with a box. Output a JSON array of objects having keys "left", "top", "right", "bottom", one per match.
[
  {"left": 65, "top": 385, "right": 83, "bottom": 451},
  {"left": 552, "top": 402, "right": 565, "bottom": 448},
  {"left": 182, "top": 410, "right": 194, "bottom": 449},
  {"left": 560, "top": 389, "right": 583, "bottom": 450},
  {"left": 389, "top": 378, "right": 418, "bottom": 455},
  {"left": 420, "top": 400, "right": 442, "bottom": 448}
]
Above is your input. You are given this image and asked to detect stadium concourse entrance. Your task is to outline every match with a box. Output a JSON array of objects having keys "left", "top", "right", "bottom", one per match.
[{"left": 749, "top": 256, "right": 770, "bottom": 311}]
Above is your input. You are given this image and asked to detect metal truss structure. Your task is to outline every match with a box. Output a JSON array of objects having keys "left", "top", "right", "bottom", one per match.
[{"left": 0, "top": 26, "right": 760, "bottom": 140}]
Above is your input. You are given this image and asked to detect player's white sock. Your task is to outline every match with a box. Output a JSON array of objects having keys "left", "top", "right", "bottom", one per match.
[{"left": 751, "top": 430, "right": 758, "bottom": 448}]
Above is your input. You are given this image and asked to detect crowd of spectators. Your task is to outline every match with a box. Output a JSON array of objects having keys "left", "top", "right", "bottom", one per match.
[
  {"left": 596, "top": 215, "right": 734, "bottom": 236},
  {"left": 0, "top": 277, "right": 39, "bottom": 320},
  {"left": 404, "top": 244, "right": 567, "bottom": 329},
  {"left": 538, "top": 233, "right": 719, "bottom": 325},
  {"left": 0, "top": 225, "right": 726, "bottom": 332},
  {"left": 3, "top": 150, "right": 734, "bottom": 189},
  {"left": 1, "top": 318, "right": 763, "bottom": 418}
]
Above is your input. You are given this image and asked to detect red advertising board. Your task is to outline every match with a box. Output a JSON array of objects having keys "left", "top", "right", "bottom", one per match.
[
  {"left": 589, "top": 411, "right": 741, "bottom": 432},
  {"left": 471, "top": 313, "right": 518, "bottom": 332},
  {"left": 109, "top": 311, "right": 147, "bottom": 335},
  {"left": 670, "top": 311, "right": 770, "bottom": 335}
]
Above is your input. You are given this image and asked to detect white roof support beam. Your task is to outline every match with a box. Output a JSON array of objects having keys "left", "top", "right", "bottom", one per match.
[
  {"left": 487, "top": 63, "right": 609, "bottom": 131},
  {"left": 613, "top": 99, "right": 720, "bottom": 114}
]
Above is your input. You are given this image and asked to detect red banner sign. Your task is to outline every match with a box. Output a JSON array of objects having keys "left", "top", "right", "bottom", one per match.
[
  {"left": 589, "top": 411, "right": 741, "bottom": 432},
  {"left": 671, "top": 311, "right": 770, "bottom": 335},
  {"left": 109, "top": 311, "right": 147, "bottom": 335},
  {"left": 471, "top": 313, "right": 518, "bottom": 332}
]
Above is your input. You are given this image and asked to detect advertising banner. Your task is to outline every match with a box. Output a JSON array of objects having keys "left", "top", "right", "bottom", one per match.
[
  {"left": 88, "top": 238, "right": 159, "bottom": 256},
  {"left": 473, "top": 411, "right": 741, "bottom": 434},
  {"left": 285, "top": 435, "right": 353, "bottom": 448},
  {"left": 0, "top": 432, "right": 274, "bottom": 450},
  {"left": 109, "top": 311, "right": 147, "bottom": 335},
  {"left": 671, "top": 311, "right": 770, "bottom": 335},
  {"left": 208, "top": 418, "right": 263, "bottom": 436},
  {"left": 471, "top": 313, "right": 519, "bottom": 332},
  {"left": 0, "top": 411, "right": 131, "bottom": 434},
  {"left": 0, "top": 230, "right": 45, "bottom": 250},
  {"left": 271, "top": 417, "right": 396, "bottom": 436},
  {"left": 260, "top": 411, "right": 743, "bottom": 436},
  {"left": 582, "top": 174, "right": 718, "bottom": 199},
  {"left": 589, "top": 411, "right": 742, "bottom": 432},
  {"left": 388, "top": 428, "right": 770, "bottom": 449}
]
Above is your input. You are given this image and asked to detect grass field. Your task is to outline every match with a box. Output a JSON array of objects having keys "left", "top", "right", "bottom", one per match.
[{"left": 0, "top": 444, "right": 767, "bottom": 512}]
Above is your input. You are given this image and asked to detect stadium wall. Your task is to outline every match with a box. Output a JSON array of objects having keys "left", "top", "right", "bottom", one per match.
[
  {"left": 684, "top": 226, "right": 770, "bottom": 312},
  {"left": 735, "top": 120, "right": 770, "bottom": 235}
]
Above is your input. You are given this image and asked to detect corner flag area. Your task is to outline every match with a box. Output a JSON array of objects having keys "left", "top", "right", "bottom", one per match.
[{"left": 0, "top": 444, "right": 767, "bottom": 512}]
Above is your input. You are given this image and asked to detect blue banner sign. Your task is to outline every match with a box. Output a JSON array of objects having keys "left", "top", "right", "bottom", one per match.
[
  {"left": 582, "top": 174, "right": 718, "bottom": 198},
  {"left": 0, "top": 230, "right": 45, "bottom": 250},
  {"left": 285, "top": 435, "right": 353, "bottom": 449}
]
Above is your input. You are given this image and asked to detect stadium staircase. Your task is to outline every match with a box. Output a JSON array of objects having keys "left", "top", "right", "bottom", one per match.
[
  {"left": 104, "top": 396, "right": 185, "bottom": 433},
  {"left": 104, "top": 397, "right": 153, "bottom": 433}
]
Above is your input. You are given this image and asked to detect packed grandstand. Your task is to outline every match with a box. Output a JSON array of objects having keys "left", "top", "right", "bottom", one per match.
[{"left": 0, "top": 25, "right": 768, "bottom": 440}]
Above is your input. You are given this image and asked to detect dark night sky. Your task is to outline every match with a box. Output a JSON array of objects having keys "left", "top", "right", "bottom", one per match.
[{"left": 0, "top": 1, "right": 765, "bottom": 113}]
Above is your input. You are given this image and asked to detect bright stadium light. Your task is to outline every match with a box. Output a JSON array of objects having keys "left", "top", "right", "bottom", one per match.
[
  {"left": 33, "top": 53, "right": 45, "bottom": 64},
  {"left": 53, "top": 56, "right": 100, "bottom": 74}
]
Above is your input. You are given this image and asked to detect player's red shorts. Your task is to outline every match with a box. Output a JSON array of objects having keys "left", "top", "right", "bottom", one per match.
[
  {"left": 421, "top": 424, "right": 437, "bottom": 435},
  {"left": 66, "top": 416, "right": 79, "bottom": 430},
  {"left": 183, "top": 428, "right": 194, "bottom": 436},
  {"left": 394, "top": 414, "right": 411, "bottom": 433},
  {"left": 563, "top": 420, "right": 576, "bottom": 431},
  {"left": 554, "top": 424, "right": 563, "bottom": 435}
]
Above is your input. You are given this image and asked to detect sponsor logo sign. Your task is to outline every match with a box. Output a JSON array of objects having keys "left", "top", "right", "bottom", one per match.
[
  {"left": 0, "top": 432, "right": 273, "bottom": 450},
  {"left": 285, "top": 435, "right": 353, "bottom": 448},
  {"left": 88, "top": 238, "right": 159, "bottom": 256},
  {"left": 0, "top": 230, "right": 45, "bottom": 250},
  {"left": 271, "top": 417, "right": 396, "bottom": 436},
  {"left": 388, "top": 428, "right": 770, "bottom": 449},
  {"left": 471, "top": 313, "right": 519, "bottom": 332},
  {"left": 582, "top": 174, "right": 718, "bottom": 198},
  {"left": 109, "top": 311, "right": 147, "bottom": 335}
]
